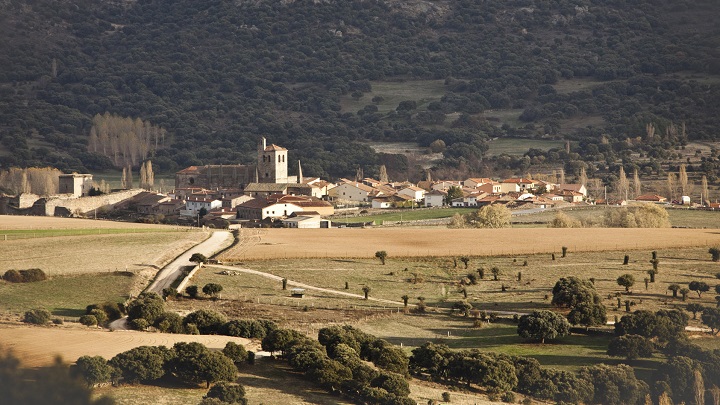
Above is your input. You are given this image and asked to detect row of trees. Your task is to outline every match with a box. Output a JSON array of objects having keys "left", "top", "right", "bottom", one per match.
[
  {"left": 73, "top": 341, "right": 241, "bottom": 389},
  {"left": 123, "top": 292, "right": 278, "bottom": 338},
  {"left": 410, "top": 342, "right": 649, "bottom": 404},
  {"left": 0, "top": 167, "right": 61, "bottom": 196},
  {"left": 260, "top": 326, "right": 414, "bottom": 405},
  {"left": 87, "top": 113, "right": 167, "bottom": 168}
]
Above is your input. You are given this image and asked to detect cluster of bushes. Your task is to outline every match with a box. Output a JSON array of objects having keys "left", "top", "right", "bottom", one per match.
[
  {"left": 3, "top": 268, "right": 47, "bottom": 283},
  {"left": 552, "top": 276, "right": 608, "bottom": 327},
  {"left": 73, "top": 341, "right": 242, "bottom": 391},
  {"left": 80, "top": 301, "right": 126, "bottom": 327},
  {"left": 317, "top": 325, "right": 409, "bottom": 376},
  {"left": 261, "top": 326, "right": 414, "bottom": 405},
  {"left": 410, "top": 342, "right": 649, "bottom": 404},
  {"left": 125, "top": 292, "right": 278, "bottom": 339}
]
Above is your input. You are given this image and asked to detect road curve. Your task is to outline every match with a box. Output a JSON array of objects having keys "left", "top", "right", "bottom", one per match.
[
  {"left": 211, "top": 264, "right": 408, "bottom": 307},
  {"left": 147, "top": 230, "right": 233, "bottom": 294}
]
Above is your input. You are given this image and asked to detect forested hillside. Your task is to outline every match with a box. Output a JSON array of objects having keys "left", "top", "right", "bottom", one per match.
[{"left": 1, "top": 0, "right": 719, "bottom": 181}]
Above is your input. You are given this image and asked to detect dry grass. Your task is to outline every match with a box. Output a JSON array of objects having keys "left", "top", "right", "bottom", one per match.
[
  {"left": 207, "top": 246, "right": 720, "bottom": 330},
  {"left": 0, "top": 323, "right": 250, "bottom": 367},
  {"left": 0, "top": 231, "right": 206, "bottom": 276},
  {"left": 220, "top": 228, "right": 720, "bottom": 261}
]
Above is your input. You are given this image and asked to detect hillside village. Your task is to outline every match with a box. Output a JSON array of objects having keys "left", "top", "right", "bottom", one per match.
[{"left": 2, "top": 137, "right": 701, "bottom": 228}]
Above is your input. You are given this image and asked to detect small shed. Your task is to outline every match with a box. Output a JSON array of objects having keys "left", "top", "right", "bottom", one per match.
[{"left": 290, "top": 288, "right": 305, "bottom": 298}]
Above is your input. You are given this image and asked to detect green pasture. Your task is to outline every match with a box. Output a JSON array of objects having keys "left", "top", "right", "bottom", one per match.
[
  {"left": 334, "top": 208, "right": 470, "bottom": 224},
  {"left": 0, "top": 228, "right": 176, "bottom": 241},
  {"left": 359, "top": 314, "right": 663, "bottom": 378},
  {"left": 339, "top": 79, "right": 447, "bottom": 114},
  {"left": 0, "top": 272, "right": 134, "bottom": 318},
  {"left": 485, "top": 138, "right": 565, "bottom": 156}
]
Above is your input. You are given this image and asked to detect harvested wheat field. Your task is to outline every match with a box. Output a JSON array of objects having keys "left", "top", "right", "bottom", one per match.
[
  {"left": 0, "top": 231, "right": 207, "bottom": 275},
  {"left": 222, "top": 228, "right": 720, "bottom": 260},
  {"left": 0, "top": 324, "right": 251, "bottom": 367}
]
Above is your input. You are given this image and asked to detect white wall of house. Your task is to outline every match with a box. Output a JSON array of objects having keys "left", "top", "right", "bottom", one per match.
[
  {"left": 399, "top": 187, "right": 425, "bottom": 201},
  {"left": 330, "top": 183, "right": 371, "bottom": 202},
  {"left": 184, "top": 199, "right": 222, "bottom": 216},
  {"left": 499, "top": 183, "right": 521, "bottom": 193},
  {"left": 424, "top": 193, "right": 445, "bottom": 207}
]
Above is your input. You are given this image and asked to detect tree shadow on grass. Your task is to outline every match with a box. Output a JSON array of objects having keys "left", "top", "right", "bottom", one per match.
[
  {"left": 237, "top": 360, "right": 347, "bottom": 405},
  {"left": 52, "top": 308, "right": 84, "bottom": 317}
]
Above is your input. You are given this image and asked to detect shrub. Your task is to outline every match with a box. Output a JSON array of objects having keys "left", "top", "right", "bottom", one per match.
[
  {"left": 79, "top": 315, "right": 98, "bottom": 327},
  {"left": 441, "top": 391, "right": 451, "bottom": 402},
  {"left": 23, "top": 309, "right": 51, "bottom": 325},
  {"left": 501, "top": 391, "right": 516, "bottom": 403},
  {"left": 184, "top": 310, "right": 227, "bottom": 334},
  {"left": 52, "top": 318, "right": 64, "bottom": 325},
  {"left": 709, "top": 247, "right": 720, "bottom": 262},
  {"left": 19, "top": 268, "right": 47, "bottom": 282},
  {"left": 89, "top": 309, "right": 108, "bottom": 325},
  {"left": 3, "top": 268, "right": 47, "bottom": 283},
  {"left": 3, "top": 269, "right": 22, "bottom": 283},
  {"left": 222, "top": 341, "right": 248, "bottom": 363},
  {"left": 129, "top": 318, "right": 149, "bottom": 330},
  {"left": 205, "top": 382, "right": 247, "bottom": 404},
  {"left": 186, "top": 285, "right": 199, "bottom": 298}
]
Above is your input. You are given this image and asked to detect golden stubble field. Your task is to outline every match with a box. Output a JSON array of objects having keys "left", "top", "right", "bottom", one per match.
[
  {"left": 221, "top": 227, "right": 720, "bottom": 260},
  {"left": 0, "top": 323, "right": 251, "bottom": 367},
  {"left": 0, "top": 216, "right": 206, "bottom": 276}
]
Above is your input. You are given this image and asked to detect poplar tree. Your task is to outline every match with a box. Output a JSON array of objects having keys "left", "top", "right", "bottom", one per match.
[
  {"left": 679, "top": 164, "right": 690, "bottom": 197},
  {"left": 632, "top": 168, "right": 641, "bottom": 199},
  {"left": 702, "top": 175, "right": 709, "bottom": 205},
  {"left": 617, "top": 167, "right": 628, "bottom": 200},
  {"left": 578, "top": 167, "right": 587, "bottom": 187}
]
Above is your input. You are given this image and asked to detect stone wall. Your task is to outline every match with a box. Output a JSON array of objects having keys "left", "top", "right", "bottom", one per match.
[{"left": 45, "top": 189, "right": 145, "bottom": 216}]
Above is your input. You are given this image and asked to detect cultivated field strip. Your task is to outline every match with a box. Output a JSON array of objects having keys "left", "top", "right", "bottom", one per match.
[{"left": 220, "top": 228, "right": 720, "bottom": 260}]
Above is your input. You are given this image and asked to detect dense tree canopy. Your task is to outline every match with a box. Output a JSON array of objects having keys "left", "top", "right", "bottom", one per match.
[
  {"left": 1, "top": 0, "right": 719, "bottom": 182},
  {"left": 517, "top": 310, "right": 570, "bottom": 343}
]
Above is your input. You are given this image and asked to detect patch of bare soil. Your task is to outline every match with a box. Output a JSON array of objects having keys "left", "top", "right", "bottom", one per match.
[{"left": 0, "top": 322, "right": 250, "bottom": 367}]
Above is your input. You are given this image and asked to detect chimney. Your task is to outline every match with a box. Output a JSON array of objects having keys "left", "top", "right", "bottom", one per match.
[
  {"left": 298, "top": 160, "right": 303, "bottom": 184},
  {"left": 261, "top": 137, "right": 267, "bottom": 150}
]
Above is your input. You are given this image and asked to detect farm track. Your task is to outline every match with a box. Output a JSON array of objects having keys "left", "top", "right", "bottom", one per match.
[{"left": 211, "top": 264, "right": 408, "bottom": 307}]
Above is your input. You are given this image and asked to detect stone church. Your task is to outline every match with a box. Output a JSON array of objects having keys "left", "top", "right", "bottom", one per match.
[{"left": 174, "top": 138, "right": 301, "bottom": 190}]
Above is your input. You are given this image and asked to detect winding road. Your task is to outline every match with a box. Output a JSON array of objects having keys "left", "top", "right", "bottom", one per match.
[
  {"left": 147, "top": 230, "right": 233, "bottom": 294},
  {"left": 110, "top": 230, "right": 234, "bottom": 331}
]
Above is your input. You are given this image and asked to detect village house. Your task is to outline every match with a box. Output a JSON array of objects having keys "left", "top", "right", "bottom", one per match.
[
  {"left": 556, "top": 189, "right": 585, "bottom": 203},
  {"left": 500, "top": 178, "right": 538, "bottom": 193},
  {"left": 431, "top": 181, "right": 462, "bottom": 191},
  {"left": 183, "top": 196, "right": 222, "bottom": 216},
  {"left": 424, "top": 189, "right": 447, "bottom": 207},
  {"left": 58, "top": 173, "right": 94, "bottom": 197},
  {"left": 282, "top": 212, "right": 331, "bottom": 229},
  {"left": 329, "top": 182, "right": 377, "bottom": 203},
  {"left": 635, "top": 194, "right": 668, "bottom": 203},
  {"left": 398, "top": 185, "right": 426, "bottom": 202},
  {"left": 153, "top": 199, "right": 186, "bottom": 215},
  {"left": 463, "top": 178, "right": 494, "bottom": 188},
  {"left": 135, "top": 193, "right": 171, "bottom": 214},
  {"left": 556, "top": 184, "right": 587, "bottom": 197},
  {"left": 236, "top": 194, "right": 333, "bottom": 220},
  {"left": 371, "top": 194, "right": 414, "bottom": 209}
]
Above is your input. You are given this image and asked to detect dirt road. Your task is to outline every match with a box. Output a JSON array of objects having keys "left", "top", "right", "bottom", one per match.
[
  {"left": 212, "top": 264, "right": 408, "bottom": 307},
  {"left": 147, "top": 230, "right": 233, "bottom": 294}
]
